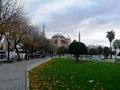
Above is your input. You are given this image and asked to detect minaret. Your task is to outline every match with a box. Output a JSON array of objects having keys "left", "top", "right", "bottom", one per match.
[
  {"left": 42, "top": 24, "right": 45, "bottom": 37},
  {"left": 78, "top": 30, "right": 80, "bottom": 42}
]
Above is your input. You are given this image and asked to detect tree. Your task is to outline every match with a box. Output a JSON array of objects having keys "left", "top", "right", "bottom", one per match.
[
  {"left": 46, "top": 40, "right": 57, "bottom": 57},
  {"left": 117, "top": 39, "right": 120, "bottom": 51},
  {"left": 22, "top": 25, "right": 40, "bottom": 59},
  {"left": 113, "top": 39, "right": 119, "bottom": 58},
  {"left": 103, "top": 47, "right": 110, "bottom": 59},
  {"left": 47, "top": 40, "right": 57, "bottom": 54},
  {"left": 38, "top": 30, "right": 50, "bottom": 57},
  {"left": 0, "top": 0, "right": 23, "bottom": 61},
  {"left": 21, "top": 39, "right": 33, "bottom": 59},
  {"left": 9, "top": 9, "right": 30, "bottom": 61},
  {"left": 57, "top": 46, "right": 68, "bottom": 56},
  {"left": 97, "top": 46, "right": 103, "bottom": 56},
  {"left": 118, "top": 52, "right": 120, "bottom": 56},
  {"left": 80, "top": 43, "right": 88, "bottom": 55},
  {"left": 89, "top": 48, "right": 98, "bottom": 55},
  {"left": 21, "top": 25, "right": 57, "bottom": 59},
  {"left": 106, "top": 30, "right": 115, "bottom": 59},
  {"left": 69, "top": 40, "right": 87, "bottom": 62},
  {"left": 0, "top": 0, "right": 21, "bottom": 41}
]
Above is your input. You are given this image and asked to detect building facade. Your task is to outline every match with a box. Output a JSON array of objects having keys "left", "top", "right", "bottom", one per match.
[{"left": 50, "top": 33, "right": 71, "bottom": 47}]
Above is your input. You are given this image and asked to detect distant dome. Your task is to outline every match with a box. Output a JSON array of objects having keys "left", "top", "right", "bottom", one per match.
[{"left": 52, "top": 33, "right": 65, "bottom": 39}]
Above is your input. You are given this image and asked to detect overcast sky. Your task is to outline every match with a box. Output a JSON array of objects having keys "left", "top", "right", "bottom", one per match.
[{"left": 24, "top": 0, "right": 120, "bottom": 46}]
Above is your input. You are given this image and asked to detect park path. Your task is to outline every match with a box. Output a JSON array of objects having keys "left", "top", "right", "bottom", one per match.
[{"left": 0, "top": 57, "right": 50, "bottom": 90}]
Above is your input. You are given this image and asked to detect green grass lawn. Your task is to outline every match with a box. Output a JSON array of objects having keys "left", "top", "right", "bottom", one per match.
[{"left": 29, "top": 58, "right": 120, "bottom": 90}]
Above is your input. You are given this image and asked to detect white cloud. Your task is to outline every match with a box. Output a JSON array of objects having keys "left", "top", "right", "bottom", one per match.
[
  {"left": 24, "top": 0, "right": 120, "bottom": 46},
  {"left": 25, "top": 0, "right": 96, "bottom": 24},
  {"left": 68, "top": 22, "right": 118, "bottom": 47}
]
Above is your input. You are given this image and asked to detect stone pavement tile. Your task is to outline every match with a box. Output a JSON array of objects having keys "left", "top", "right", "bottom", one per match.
[
  {"left": 0, "top": 57, "right": 50, "bottom": 90},
  {"left": 0, "top": 79, "right": 26, "bottom": 90}
]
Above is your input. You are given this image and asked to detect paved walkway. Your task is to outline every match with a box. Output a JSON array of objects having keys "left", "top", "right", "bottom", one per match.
[{"left": 0, "top": 57, "right": 50, "bottom": 90}]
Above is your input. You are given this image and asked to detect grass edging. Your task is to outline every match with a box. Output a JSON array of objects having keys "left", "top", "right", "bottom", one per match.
[{"left": 26, "top": 58, "right": 51, "bottom": 90}]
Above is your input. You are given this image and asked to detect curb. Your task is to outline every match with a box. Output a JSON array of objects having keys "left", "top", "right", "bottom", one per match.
[{"left": 26, "top": 58, "right": 51, "bottom": 90}]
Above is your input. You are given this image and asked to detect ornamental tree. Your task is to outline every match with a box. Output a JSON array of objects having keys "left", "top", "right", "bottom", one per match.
[{"left": 69, "top": 40, "right": 87, "bottom": 62}]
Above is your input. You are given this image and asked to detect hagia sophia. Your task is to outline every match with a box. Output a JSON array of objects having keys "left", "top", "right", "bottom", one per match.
[
  {"left": 50, "top": 33, "right": 71, "bottom": 47},
  {"left": 50, "top": 30, "right": 80, "bottom": 48},
  {"left": 42, "top": 24, "right": 72, "bottom": 48}
]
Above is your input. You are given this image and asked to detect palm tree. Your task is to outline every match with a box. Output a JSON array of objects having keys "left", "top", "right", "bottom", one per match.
[{"left": 106, "top": 30, "right": 115, "bottom": 59}]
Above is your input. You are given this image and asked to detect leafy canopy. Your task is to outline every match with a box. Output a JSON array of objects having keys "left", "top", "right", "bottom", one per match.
[{"left": 69, "top": 40, "right": 87, "bottom": 61}]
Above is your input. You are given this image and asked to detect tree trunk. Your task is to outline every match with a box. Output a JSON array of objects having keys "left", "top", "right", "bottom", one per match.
[
  {"left": 110, "top": 42, "right": 112, "bottom": 59},
  {"left": 7, "top": 41, "right": 10, "bottom": 61},
  {"left": 0, "top": 34, "right": 2, "bottom": 42},
  {"left": 31, "top": 46, "right": 34, "bottom": 59},
  {"left": 15, "top": 44, "right": 20, "bottom": 61},
  {"left": 115, "top": 49, "right": 117, "bottom": 63},
  {"left": 86, "top": 55, "right": 87, "bottom": 60},
  {"left": 25, "top": 46, "right": 28, "bottom": 60},
  {"left": 75, "top": 55, "right": 79, "bottom": 62}
]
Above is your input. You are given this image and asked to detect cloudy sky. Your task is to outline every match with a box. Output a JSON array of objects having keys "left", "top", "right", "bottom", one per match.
[{"left": 24, "top": 0, "right": 120, "bottom": 46}]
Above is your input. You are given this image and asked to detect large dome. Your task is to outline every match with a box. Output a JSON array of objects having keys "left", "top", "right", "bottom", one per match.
[{"left": 52, "top": 33, "right": 65, "bottom": 39}]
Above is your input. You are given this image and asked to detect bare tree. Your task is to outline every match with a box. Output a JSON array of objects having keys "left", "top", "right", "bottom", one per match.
[
  {"left": 9, "top": 10, "right": 30, "bottom": 61},
  {"left": 0, "top": 0, "right": 24, "bottom": 61},
  {"left": 0, "top": 0, "right": 21, "bottom": 41}
]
